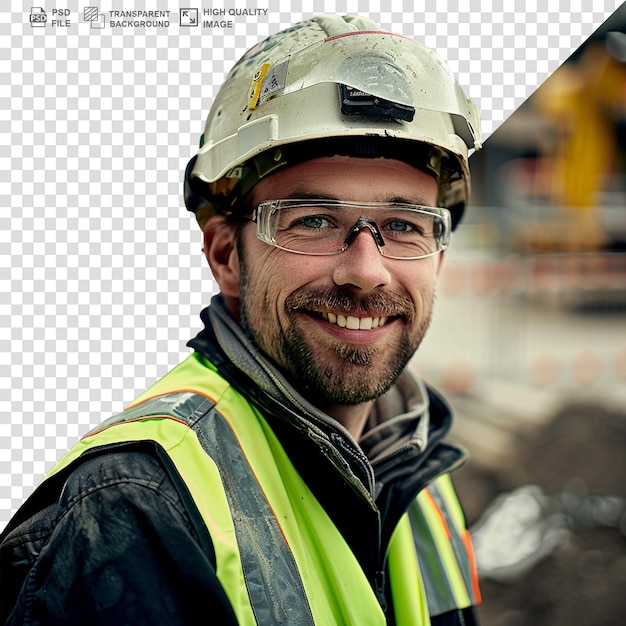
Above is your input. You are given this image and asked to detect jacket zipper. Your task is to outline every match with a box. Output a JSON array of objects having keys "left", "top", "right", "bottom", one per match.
[{"left": 374, "top": 569, "right": 388, "bottom": 614}]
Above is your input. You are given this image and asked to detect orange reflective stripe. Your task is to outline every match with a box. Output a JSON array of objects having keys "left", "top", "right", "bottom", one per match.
[
  {"left": 423, "top": 487, "right": 452, "bottom": 539},
  {"left": 83, "top": 415, "right": 190, "bottom": 439},
  {"left": 462, "top": 529, "right": 482, "bottom": 604}
]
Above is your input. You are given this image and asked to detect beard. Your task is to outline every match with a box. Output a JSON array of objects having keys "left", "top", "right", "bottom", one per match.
[
  {"left": 237, "top": 245, "right": 434, "bottom": 407},
  {"left": 275, "top": 315, "right": 428, "bottom": 406}
]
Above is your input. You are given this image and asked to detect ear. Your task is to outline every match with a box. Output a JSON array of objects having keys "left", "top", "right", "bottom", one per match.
[{"left": 203, "top": 215, "right": 241, "bottom": 298}]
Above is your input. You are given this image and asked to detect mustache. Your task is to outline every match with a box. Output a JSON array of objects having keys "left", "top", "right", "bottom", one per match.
[{"left": 284, "top": 287, "right": 415, "bottom": 319}]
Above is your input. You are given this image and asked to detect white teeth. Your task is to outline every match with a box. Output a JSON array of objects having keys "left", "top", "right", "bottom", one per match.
[
  {"left": 321, "top": 313, "right": 389, "bottom": 330},
  {"left": 360, "top": 317, "right": 373, "bottom": 330},
  {"left": 346, "top": 316, "right": 360, "bottom": 330}
]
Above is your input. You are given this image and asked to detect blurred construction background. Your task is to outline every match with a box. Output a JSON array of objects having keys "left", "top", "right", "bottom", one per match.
[{"left": 415, "top": 6, "right": 626, "bottom": 625}]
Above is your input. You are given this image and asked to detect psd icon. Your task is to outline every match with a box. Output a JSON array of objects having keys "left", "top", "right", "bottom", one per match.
[{"left": 30, "top": 7, "right": 47, "bottom": 27}]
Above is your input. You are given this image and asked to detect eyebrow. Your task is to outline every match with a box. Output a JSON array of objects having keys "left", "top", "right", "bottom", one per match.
[
  {"left": 288, "top": 190, "right": 337, "bottom": 201},
  {"left": 284, "top": 188, "right": 433, "bottom": 206}
]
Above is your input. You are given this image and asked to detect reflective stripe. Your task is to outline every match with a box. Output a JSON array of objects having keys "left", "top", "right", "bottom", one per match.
[
  {"left": 194, "top": 396, "right": 315, "bottom": 625},
  {"left": 406, "top": 479, "right": 478, "bottom": 616},
  {"left": 437, "top": 475, "right": 482, "bottom": 604},
  {"left": 428, "top": 478, "right": 481, "bottom": 606},
  {"left": 422, "top": 487, "right": 471, "bottom": 608},
  {"left": 436, "top": 474, "right": 466, "bottom": 530}
]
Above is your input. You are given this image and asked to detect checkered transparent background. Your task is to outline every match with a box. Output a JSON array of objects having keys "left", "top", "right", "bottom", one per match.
[{"left": 1, "top": 0, "right": 622, "bottom": 527}]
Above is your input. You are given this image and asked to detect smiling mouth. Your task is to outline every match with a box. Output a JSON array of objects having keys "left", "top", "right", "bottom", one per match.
[{"left": 317, "top": 311, "right": 390, "bottom": 330}]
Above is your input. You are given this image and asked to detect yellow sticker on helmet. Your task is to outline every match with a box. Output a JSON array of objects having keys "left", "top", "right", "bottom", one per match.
[{"left": 248, "top": 63, "right": 271, "bottom": 110}]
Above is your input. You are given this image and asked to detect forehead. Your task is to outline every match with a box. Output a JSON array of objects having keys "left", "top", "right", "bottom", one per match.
[{"left": 248, "top": 156, "right": 439, "bottom": 206}]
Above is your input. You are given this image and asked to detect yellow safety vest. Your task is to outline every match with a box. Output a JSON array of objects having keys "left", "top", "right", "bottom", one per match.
[{"left": 46, "top": 352, "right": 480, "bottom": 625}]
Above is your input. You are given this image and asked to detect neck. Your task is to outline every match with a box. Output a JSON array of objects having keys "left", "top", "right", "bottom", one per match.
[{"left": 320, "top": 401, "right": 374, "bottom": 441}]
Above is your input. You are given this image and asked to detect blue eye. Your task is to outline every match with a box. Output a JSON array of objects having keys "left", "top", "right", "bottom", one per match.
[
  {"left": 387, "top": 219, "right": 412, "bottom": 232},
  {"left": 293, "top": 215, "right": 332, "bottom": 230}
]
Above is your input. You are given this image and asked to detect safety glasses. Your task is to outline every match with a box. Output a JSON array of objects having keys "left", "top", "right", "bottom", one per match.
[{"left": 250, "top": 199, "right": 451, "bottom": 260}]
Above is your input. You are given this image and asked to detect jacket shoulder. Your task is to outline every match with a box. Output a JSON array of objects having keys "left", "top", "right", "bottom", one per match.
[{"left": 0, "top": 441, "right": 235, "bottom": 625}]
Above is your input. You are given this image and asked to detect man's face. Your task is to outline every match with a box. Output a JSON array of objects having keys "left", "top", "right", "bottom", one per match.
[{"left": 232, "top": 156, "right": 443, "bottom": 407}]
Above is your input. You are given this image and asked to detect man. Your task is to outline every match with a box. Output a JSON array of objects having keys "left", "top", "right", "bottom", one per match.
[{"left": 1, "top": 14, "right": 482, "bottom": 625}]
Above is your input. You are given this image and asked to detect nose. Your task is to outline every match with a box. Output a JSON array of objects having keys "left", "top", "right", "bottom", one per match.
[{"left": 332, "top": 228, "right": 392, "bottom": 291}]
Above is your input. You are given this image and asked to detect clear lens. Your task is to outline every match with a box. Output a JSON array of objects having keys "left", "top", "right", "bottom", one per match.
[{"left": 254, "top": 200, "right": 450, "bottom": 259}]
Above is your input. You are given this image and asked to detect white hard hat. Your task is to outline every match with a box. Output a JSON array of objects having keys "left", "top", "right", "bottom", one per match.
[{"left": 185, "top": 15, "right": 482, "bottom": 229}]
